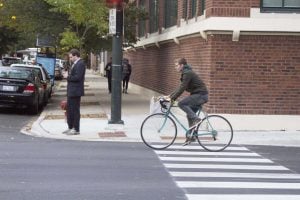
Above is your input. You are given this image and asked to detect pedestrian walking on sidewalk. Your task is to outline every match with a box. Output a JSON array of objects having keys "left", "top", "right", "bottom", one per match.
[
  {"left": 122, "top": 58, "right": 132, "bottom": 94},
  {"left": 165, "top": 58, "right": 208, "bottom": 145},
  {"left": 105, "top": 57, "right": 112, "bottom": 93},
  {"left": 62, "top": 49, "right": 86, "bottom": 135}
]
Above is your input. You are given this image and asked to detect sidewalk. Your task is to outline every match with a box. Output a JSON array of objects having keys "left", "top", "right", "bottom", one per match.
[{"left": 22, "top": 69, "right": 300, "bottom": 147}]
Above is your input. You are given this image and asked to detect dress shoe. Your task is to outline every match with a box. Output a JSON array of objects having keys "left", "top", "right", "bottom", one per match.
[
  {"left": 62, "top": 129, "right": 72, "bottom": 134},
  {"left": 66, "top": 129, "right": 80, "bottom": 135}
]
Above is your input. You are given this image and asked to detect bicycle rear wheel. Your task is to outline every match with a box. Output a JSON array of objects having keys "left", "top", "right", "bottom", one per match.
[
  {"left": 196, "top": 115, "right": 233, "bottom": 152},
  {"left": 140, "top": 113, "right": 177, "bottom": 150}
]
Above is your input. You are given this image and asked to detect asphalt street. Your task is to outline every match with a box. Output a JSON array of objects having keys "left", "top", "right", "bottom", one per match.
[
  {"left": 0, "top": 110, "right": 186, "bottom": 200},
  {"left": 1, "top": 109, "right": 300, "bottom": 200}
]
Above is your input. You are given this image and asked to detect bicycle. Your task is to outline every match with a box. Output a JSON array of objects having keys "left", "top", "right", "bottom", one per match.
[{"left": 140, "top": 97, "right": 233, "bottom": 152}]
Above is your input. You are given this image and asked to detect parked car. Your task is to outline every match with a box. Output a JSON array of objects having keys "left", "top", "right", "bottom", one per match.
[
  {"left": 1, "top": 57, "right": 22, "bottom": 66},
  {"left": 0, "top": 67, "right": 45, "bottom": 114},
  {"left": 11, "top": 64, "right": 52, "bottom": 105}
]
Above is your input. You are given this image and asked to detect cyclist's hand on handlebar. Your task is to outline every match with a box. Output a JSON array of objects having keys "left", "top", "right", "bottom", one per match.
[{"left": 163, "top": 96, "right": 171, "bottom": 101}]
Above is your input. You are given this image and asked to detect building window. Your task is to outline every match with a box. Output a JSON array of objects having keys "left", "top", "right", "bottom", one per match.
[
  {"left": 261, "top": 0, "right": 300, "bottom": 12},
  {"left": 201, "top": 0, "right": 205, "bottom": 15},
  {"left": 191, "top": 0, "right": 197, "bottom": 17},
  {"left": 183, "top": 0, "right": 188, "bottom": 19},
  {"left": 149, "top": 0, "right": 159, "bottom": 33},
  {"left": 164, "top": 0, "right": 178, "bottom": 28},
  {"left": 138, "top": 0, "right": 146, "bottom": 37}
]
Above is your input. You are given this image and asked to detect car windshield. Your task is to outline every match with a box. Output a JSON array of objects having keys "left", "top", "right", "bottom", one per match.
[{"left": 0, "top": 68, "right": 31, "bottom": 80}]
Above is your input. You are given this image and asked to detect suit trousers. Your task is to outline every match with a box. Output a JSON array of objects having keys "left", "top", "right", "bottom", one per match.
[{"left": 67, "top": 96, "right": 81, "bottom": 132}]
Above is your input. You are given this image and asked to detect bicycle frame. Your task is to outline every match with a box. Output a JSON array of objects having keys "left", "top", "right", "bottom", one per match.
[{"left": 159, "top": 103, "right": 215, "bottom": 138}]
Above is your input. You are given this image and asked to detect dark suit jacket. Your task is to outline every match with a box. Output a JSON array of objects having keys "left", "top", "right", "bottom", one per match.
[{"left": 67, "top": 59, "right": 86, "bottom": 97}]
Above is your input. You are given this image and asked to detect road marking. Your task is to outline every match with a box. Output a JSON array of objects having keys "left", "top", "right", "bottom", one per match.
[
  {"left": 177, "top": 181, "right": 300, "bottom": 189},
  {"left": 160, "top": 157, "right": 273, "bottom": 163},
  {"left": 186, "top": 195, "right": 300, "bottom": 200},
  {"left": 155, "top": 150, "right": 260, "bottom": 157},
  {"left": 170, "top": 171, "right": 300, "bottom": 179},
  {"left": 156, "top": 145, "right": 248, "bottom": 151},
  {"left": 164, "top": 163, "right": 289, "bottom": 170}
]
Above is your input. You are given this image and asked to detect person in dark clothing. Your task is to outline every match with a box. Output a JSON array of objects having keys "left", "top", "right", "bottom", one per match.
[
  {"left": 166, "top": 58, "right": 208, "bottom": 145},
  {"left": 122, "top": 58, "right": 132, "bottom": 94},
  {"left": 62, "top": 49, "right": 86, "bottom": 135},
  {"left": 105, "top": 57, "right": 112, "bottom": 93}
]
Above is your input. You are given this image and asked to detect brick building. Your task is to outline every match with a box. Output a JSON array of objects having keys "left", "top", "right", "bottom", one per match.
[{"left": 124, "top": 0, "right": 300, "bottom": 118}]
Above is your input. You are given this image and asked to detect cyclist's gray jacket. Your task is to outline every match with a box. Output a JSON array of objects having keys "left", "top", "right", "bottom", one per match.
[{"left": 170, "top": 65, "right": 208, "bottom": 101}]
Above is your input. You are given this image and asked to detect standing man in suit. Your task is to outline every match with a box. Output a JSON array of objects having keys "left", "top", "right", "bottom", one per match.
[{"left": 62, "top": 49, "right": 86, "bottom": 135}]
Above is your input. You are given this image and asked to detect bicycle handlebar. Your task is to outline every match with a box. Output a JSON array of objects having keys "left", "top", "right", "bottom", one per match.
[{"left": 159, "top": 98, "right": 170, "bottom": 109}]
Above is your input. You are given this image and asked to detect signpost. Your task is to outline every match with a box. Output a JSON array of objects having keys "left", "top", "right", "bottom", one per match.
[{"left": 106, "top": 0, "right": 124, "bottom": 125}]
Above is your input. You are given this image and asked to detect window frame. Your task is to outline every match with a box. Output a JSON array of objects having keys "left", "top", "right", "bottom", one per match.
[
  {"left": 138, "top": 0, "right": 146, "bottom": 37},
  {"left": 261, "top": 0, "right": 300, "bottom": 12},
  {"left": 149, "top": 0, "right": 159, "bottom": 33},
  {"left": 164, "top": 0, "right": 178, "bottom": 28},
  {"left": 191, "top": 0, "right": 197, "bottom": 18}
]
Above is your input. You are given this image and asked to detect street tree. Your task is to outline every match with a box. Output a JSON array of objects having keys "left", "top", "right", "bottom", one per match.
[
  {"left": 0, "top": 0, "right": 68, "bottom": 53},
  {"left": 45, "top": 0, "right": 108, "bottom": 53}
]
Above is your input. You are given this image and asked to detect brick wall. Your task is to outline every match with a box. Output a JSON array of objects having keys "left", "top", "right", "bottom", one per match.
[
  {"left": 125, "top": 34, "right": 300, "bottom": 115},
  {"left": 205, "top": 0, "right": 260, "bottom": 17},
  {"left": 208, "top": 34, "right": 300, "bottom": 114}
]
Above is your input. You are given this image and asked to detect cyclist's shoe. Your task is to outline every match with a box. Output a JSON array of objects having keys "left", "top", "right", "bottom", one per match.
[
  {"left": 182, "top": 138, "right": 192, "bottom": 146},
  {"left": 188, "top": 118, "right": 202, "bottom": 130}
]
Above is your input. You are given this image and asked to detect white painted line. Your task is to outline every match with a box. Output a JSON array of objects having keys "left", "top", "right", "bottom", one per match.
[
  {"left": 186, "top": 195, "right": 300, "bottom": 200},
  {"left": 170, "top": 171, "right": 300, "bottom": 179},
  {"left": 155, "top": 150, "right": 260, "bottom": 157},
  {"left": 157, "top": 145, "right": 249, "bottom": 151},
  {"left": 160, "top": 157, "right": 273, "bottom": 163},
  {"left": 177, "top": 181, "right": 300, "bottom": 189},
  {"left": 164, "top": 163, "right": 289, "bottom": 170}
]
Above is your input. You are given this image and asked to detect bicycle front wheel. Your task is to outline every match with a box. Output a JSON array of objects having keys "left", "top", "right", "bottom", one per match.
[
  {"left": 196, "top": 115, "right": 233, "bottom": 152},
  {"left": 140, "top": 113, "right": 177, "bottom": 150}
]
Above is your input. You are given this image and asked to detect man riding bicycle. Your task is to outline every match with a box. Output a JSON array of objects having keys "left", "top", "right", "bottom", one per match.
[{"left": 165, "top": 58, "right": 208, "bottom": 145}]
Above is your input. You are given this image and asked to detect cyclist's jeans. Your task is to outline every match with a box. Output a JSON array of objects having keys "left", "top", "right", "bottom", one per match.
[{"left": 178, "top": 93, "right": 208, "bottom": 123}]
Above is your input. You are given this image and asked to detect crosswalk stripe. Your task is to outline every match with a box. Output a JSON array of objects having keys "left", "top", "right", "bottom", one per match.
[
  {"left": 155, "top": 150, "right": 260, "bottom": 157},
  {"left": 177, "top": 181, "right": 300, "bottom": 189},
  {"left": 170, "top": 171, "right": 300, "bottom": 179},
  {"left": 160, "top": 157, "right": 273, "bottom": 163},
  {"left": 156, "top": 145, "right": 248, "bottom": 151},
  {"left": 186, "top": 195, "right": 300, "bottom": 200},
  {"left": 164, "top": 163, "right": 289, "bottom": 170},
  {"left": 155, "top": 146, "right": 299, "bottom": 199}
]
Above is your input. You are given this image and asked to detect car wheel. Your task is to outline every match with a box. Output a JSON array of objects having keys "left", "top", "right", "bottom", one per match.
[
  {"left": 29, "top": 102, "right": 39, "bottom": 115},
  {"left": 28, "top": 95, "right": 39, "bottom": 115}
]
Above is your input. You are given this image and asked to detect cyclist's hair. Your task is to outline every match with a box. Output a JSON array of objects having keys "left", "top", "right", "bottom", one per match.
[
  {"left": 178, "top": 58, "right": 187, "bottom": 65},
  {"left": 69, "top": 49, "right": 80, "bottom": 57}
]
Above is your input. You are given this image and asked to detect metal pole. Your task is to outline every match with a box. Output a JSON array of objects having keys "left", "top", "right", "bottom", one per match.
[{"left": 109, "top": 8, "right": 124, "bottom": 124}]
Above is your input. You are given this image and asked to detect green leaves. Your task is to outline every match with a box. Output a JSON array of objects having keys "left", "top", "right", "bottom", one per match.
[
  {"left": 60, "top": 28, "right": 81, "bottom": 48},
  {"left": 0, "top": 0, "right": 148, "bottom": 56}
]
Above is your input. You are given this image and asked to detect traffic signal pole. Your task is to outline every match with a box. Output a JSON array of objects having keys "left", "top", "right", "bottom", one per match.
[{"left": 108, "top": 3, "right": 124, "bottom": 124}]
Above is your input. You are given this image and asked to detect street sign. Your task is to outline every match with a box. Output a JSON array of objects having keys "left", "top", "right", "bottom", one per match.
[{"left": 109, "top": 8, "right": 117, "bottom": 35}]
